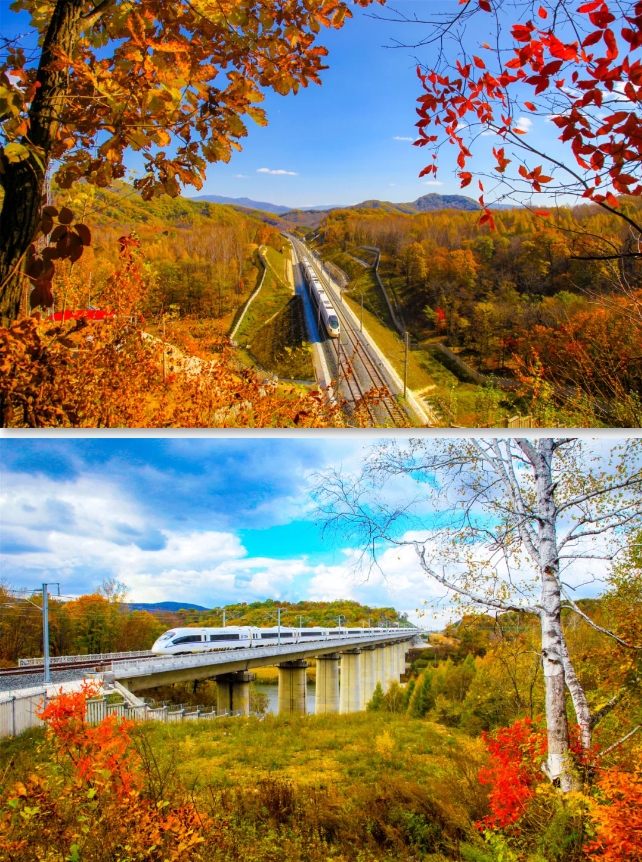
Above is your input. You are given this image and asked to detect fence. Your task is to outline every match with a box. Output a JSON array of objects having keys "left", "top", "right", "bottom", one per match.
[
  {"left": 0, "top": 690, "right": 47, "bottom": 738},
  {"left": 0, "top": 690, "right": 239, "bottom": 740},
  {"left": 229, "top": 248, "right": 267, "bottom": 343},
  {"left": 507, "top": 414, "right": 534, "bottom": 428},
  {"left": 359, "top": 246, "right": 406, "bottom": 336},
  {"left": 324, "top": 260, "right": 349, "bottom": 288},
  {"left": 429, "top": 342, "right": 518, "bottom": 391}
]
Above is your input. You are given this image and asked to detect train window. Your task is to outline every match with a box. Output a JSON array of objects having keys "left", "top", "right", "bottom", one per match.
[
  {"left": 261, "top": 633, "right": 279, "bottom": 638},
  {"left": 210, "top": 633, "right": 240, "bottom": 641},
  {"left": 329, "top": 316, "right": 339, "bottom": 327},
  {"left": 348, "top": 630, "right": 360, "bottom": 634},
  {"left": 301, "top": 632, "right": 317, "bottom": 636},
  {"left": 172, "top": 635, "right": 202, "bottom": 645}
]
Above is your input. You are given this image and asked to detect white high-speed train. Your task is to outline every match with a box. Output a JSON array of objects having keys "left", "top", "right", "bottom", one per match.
[
  {"left": 301, "top": 259, "right": 340, "bottom": 338},
  {"left": 151, "top": 626, "right": 400, "bottom": 656}
]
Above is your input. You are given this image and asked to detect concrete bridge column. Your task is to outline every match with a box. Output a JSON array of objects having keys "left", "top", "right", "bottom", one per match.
[
  {"left": 215, "top": 671, "right": 253, "bottom": 716},
  {"left": 384, "top": 644, "right": 396, "bottom": 690},
  {"left": 340, "top": 649, "right": 362, "bottom": 713},
  {"left": 278, "top": 660, "right": 309, "bottom": 714},
  {"left": 360, "top": 645, "right": 376, "bottom": 710},
  {"left": 374, "top": 644, "right": 386, "bottom": 691},
  {"left": 315, "top": 653, "right": 340, "bottom": 714},
  {"left": 396, "top": 642, "right": 403, "bottom": 677}
]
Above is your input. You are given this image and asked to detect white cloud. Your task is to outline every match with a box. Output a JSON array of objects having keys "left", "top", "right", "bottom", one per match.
[
  {"left": 516, "top": 116, "right": 532, "bottom": 132},
  {"left": 257, "top": 168, "right": 298, "bottom": 176},
  {"left": 389, "top": 183, "right": 396, "bottom": 187},
  {"left": 234, "top": 174, "right": 249, "bottom": 178},
  {"left": 393, "top": 136, "right": 414, "bottom": 141},
  {"left": 424, "top": 181, "right": 444, "bottom": 186}
]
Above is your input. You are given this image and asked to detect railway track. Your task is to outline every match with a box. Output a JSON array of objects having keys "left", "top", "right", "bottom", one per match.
[
  {"left": 0, "top": 655, "right": 157, "bottom": 678},
  {"left": 291, "top": 238, "right": 409, "bottom": 427}
]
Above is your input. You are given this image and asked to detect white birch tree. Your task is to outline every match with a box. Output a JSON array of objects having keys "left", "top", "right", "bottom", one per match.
[{"left": 314, "top": 438, "right": 642, "bottom": 791}]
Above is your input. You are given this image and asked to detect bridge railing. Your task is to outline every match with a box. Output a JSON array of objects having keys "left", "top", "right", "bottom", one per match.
[{"left": 18, "top": 649, "right": 154, "bottom": 667}]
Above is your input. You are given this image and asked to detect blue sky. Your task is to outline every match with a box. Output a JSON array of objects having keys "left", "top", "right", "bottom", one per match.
[
  {"left": 0, "top": 438, "right": 625, "bottom": 623},
  {"left": 0, "top": 438, "right": 444, "bottom": 620},
  {"left": 2, "top": 1, "right": 578, "bottom": 209}
]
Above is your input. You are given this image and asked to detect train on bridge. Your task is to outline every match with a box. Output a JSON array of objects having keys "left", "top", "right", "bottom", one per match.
[
  {"left": 300, "top": 258, "right": 340, "bottom": 338},
  {"left": 151, "top": 626, "right": 407, "bottom": 656}
]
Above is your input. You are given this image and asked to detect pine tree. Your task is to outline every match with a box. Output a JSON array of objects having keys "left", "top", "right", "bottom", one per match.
[
  {"left": 408, "top": 670, "right": 435, "bottom": 718},
  {"left": 402, "top": 678, "right": 416, "bottom": 710},
  {"left": 367, "top": 682, "right": 385, "bottom": 711}
]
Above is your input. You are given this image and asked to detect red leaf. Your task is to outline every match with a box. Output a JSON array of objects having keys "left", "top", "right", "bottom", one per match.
[
  {"left": 473, "top": 55, "right": 486, "bottom": 68},
  {"left": 538, "top": 5, "right": 548, "bottom": 17},
  {"left": 605, "top": 191, "right": 619, "bottom": 207},
  {"left": 582, "top": 30, "right": 603, "bottom": 47},
  {"left": 479, "top": 0, "right": 492, "bottom": 11},
  {"left": 524, "top": 101, "right": 537, "bottom": 110}
]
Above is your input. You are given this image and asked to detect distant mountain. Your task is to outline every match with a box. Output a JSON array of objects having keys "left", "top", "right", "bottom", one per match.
[
  {"left": 126, "top": 601, "right": 209, "bottom": 612},
  {"left": 191, "top": 194, "right": 293, "bottom": 214},
  {"left": 190, "top": 194, "right": 344, "bottom": 214},
  {"left": 191, "top": 192, "right": 482, "bottom": 216}
]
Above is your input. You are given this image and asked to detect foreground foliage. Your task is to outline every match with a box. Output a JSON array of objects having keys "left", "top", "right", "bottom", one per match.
[{"left": 1, "top": 687, "right": 641, "bottom": 862}]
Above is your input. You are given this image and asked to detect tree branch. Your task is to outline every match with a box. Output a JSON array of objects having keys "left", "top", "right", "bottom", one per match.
[{"left": 595, "top": 725, "right": 641, "bottom": 759}]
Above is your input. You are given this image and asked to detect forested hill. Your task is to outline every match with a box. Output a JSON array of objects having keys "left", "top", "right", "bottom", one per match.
[
  {"left": 173, "top": 598, "right": 411, "bottom": 629},
  {"left": 65, "top": 181, "right": 270, "bottom": 231}
]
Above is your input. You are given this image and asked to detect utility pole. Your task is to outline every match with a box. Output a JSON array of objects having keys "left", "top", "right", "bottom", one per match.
[
  {"left": 403, "top": 330, "right": 409, "bottom": 398},
  {"left": 278, "top": 608, "right": 281, "bottom": 645},
  {"left": 223, "top": 608, "right": 226, "bottom": 628},
  {"left": 40, "top": 583, "right": 59, "bottom": 684},
  {"left": 43, "top": 584, "right": 50, "bottom": 684},
  {"left": 360, "top": 293, "right": 363, "bottom": 332}
]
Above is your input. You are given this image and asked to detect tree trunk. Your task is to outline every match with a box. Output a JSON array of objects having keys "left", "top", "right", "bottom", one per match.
[
  {"left": 560, "top": 635, "right": 593, "bottom": 750},
  {"left": 534, "top": 439, "right": 576, "bottom": 790},
  {"left": 0, "top": 0, "right": 86, "bottom": 325}
]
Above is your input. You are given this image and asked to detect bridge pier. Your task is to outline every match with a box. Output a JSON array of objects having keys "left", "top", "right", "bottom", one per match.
[
  {"left": 215, "top": 671, "right": 253, "bottom": 716},
  {"left": 374, "top": 644, "right": 386, "bottom": 691},
  {"left": 278, "top": 660, "right": 309, "bottom": 714},
  {"left": 384, "top": 644, "right": 396, "bottom": 690},
  {"left": 360, "top": 645, "right": 376, "bottom": 709},
  {"left": 315, "top": 653, "right": 340, "bottom": 714},
  {"left": 340, "top": 649, "right": 362, "bottom": 713}
]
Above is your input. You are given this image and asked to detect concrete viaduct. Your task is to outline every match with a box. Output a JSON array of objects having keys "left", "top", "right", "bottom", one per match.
[{"left": 111, "top": 631, "right": 420, "bottom": 717}]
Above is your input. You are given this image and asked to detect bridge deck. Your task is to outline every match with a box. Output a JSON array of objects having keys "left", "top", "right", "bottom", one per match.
[{"left": 113, "top": 632, "right": 417, "bottom": 692}]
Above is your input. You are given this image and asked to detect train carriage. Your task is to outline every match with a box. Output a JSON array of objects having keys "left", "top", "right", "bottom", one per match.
[
  {"left": 151, "top": 626, "right": 400, "bottom": 655},
  {"left": 301, "top": 259, "right": 340, "bottom": 338}
]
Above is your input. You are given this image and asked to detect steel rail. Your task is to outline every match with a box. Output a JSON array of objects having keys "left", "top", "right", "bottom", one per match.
[{"left": 294, "top": 239, "right": 408, "bottom": 427}]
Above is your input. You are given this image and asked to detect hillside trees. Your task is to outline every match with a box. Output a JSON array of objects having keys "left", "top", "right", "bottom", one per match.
[
  {"left": 315, "top": 438, "right": 642, "bottom": 790},
  {"left": 0, "top": 0, "right": 378, "bottom": 324}
]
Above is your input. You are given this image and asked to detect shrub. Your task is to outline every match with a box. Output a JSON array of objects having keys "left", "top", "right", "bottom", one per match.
[{"left": 0, "top": 684, "right": 205, "bottom": 861}]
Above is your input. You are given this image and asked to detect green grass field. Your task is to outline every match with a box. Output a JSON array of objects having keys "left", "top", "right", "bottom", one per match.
[
  {"left": 0, "top": 709, "right": 490, "bottom": 862},
  {"left": 234, "top": 247, "right": 314, "bottom": 380}
]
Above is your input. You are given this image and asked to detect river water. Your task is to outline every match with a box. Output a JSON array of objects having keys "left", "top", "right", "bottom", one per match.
[{"left": 254, "top": 682, "right": 316, "bottom": 714}]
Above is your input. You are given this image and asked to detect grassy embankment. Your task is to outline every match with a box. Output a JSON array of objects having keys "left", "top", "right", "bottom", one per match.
[
  {"left": 2, "top": 711, "right": 488, "bottom": 862},
  {"left": 316, "top": 242, "right": 519, "bottom": 427},
  {"left": 235, "top": 246, "right": 315, "bottom": 382}
]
